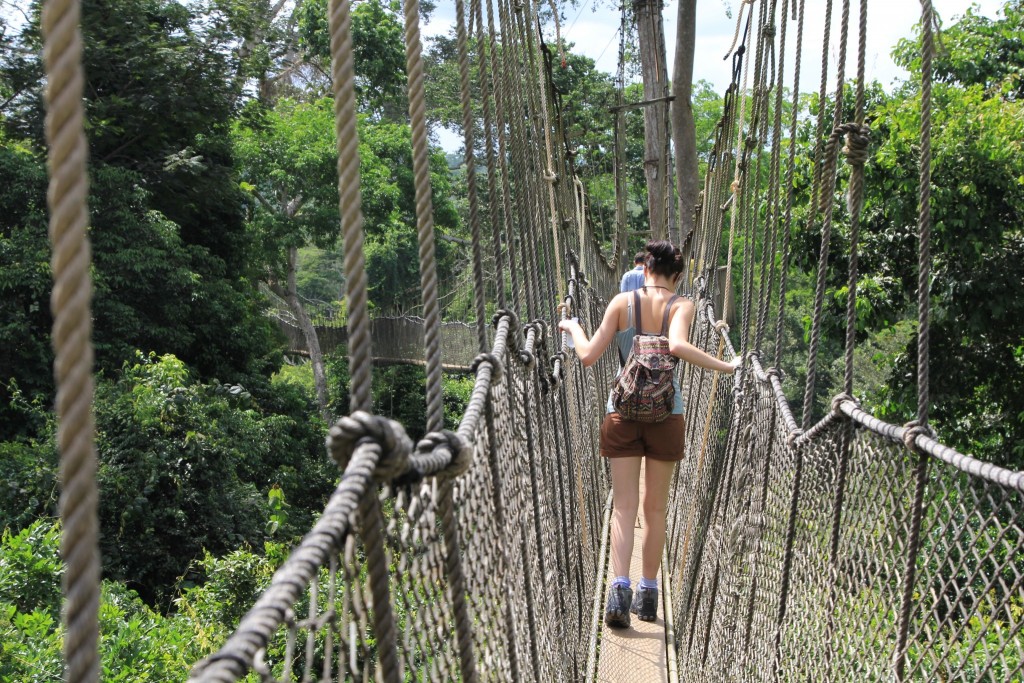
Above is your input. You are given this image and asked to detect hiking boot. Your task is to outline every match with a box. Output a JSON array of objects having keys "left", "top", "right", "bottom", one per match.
[
  {"left": 604, "top": 584, "right": 632, "bottom": 628},
  {"left": 631, "top": 585, "right": 658, "bottom": 622}
]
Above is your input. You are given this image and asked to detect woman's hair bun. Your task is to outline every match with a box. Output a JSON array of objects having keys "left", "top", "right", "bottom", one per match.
[{"left": 644, "top": 239, "right": 683, "bottom": 277}]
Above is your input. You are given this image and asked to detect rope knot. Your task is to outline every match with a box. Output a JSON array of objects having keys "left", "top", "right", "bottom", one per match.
[
  {"left": 472, "top": 352, "right": 504, "bottom": 383},
  {"left": 901, "top": 420, "right": 935, "bottom": 453},
  {"left": 765, "top": 366, "right": 785, "bottom": 382},
  {"left": 417, "top": 430, "right": 473, "bottom": 480},
  {"left": 786, "top": 428, "right": 804, "bottom": 449},
  {"left": 840, "top": 123, "right": 870, "bottom": 167},
  {"left": 327, "top": 411, "right": 413, "bottom": 480},
  {"left": 714, "top": 319, "right": 730, "bottom": 333},
  {"left": 830, "top": 392, "right": 856, "bottom": 416},
  {"left": 543, "top": 170, "right": 557, "bottom": 184}
]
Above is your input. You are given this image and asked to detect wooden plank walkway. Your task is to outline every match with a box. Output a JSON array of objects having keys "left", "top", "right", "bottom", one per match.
[{"left": 595, "top": 461, "right": 671, "bottom": 683}]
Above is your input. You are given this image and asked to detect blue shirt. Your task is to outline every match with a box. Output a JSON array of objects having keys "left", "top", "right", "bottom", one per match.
[
  {"left": 606, "top": 298, "right": 684, "bottom": 414},
  {"left": 620, "top": 266, "right": 645, "bottom": 292}
]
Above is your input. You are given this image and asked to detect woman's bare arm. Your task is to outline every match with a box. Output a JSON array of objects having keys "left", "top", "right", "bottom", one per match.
[
  {"left": 668, "top": 299, "right": 737, "bottom": 374},
  {"left": 558, "top": 294, "right": 626, "bottom": 368}
]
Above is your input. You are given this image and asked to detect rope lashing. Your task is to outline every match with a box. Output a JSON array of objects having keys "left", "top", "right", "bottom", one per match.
[
  {"left": 830, "top": 392, "right": 856, "bottom": 416},
  {"left": 327, "top": 411, "right": 414, "bottom": 479},
  {"left": 901, "top": 419, "right": 936, "bottom": 454},
  {"left": 415, "top": 430, "right": 474, "bottom": 480},
  {"left": 520, "top": 320, "right": 544, "bottom": 368},
  {"left": 471, "top": 351, "right": 505, "bottom": 382}
]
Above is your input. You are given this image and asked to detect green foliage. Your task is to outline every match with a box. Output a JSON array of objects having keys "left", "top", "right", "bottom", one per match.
[
  {"left": 894, "top": 1, "right": 1024, "bottom": 101},
  {"left": 0, "top": 519, "right": 287, "bottom": 680},
  {"left": 862, "top": 77, "right": 1024, "bottom": 467},
  {"left": 359, "top": 120, "right": 460, "bottom": 312},
  {"left": 94, "top": 352, "right": 332, "bottom": 605},
  {"left": 298, "top": 0, "right": 409, "bottom": 117},
  {"left": 0, "top": 146, "right": 54, "bottom": 436},
  {"left": 0, "top": 404, "right": 58, "bottom": 530}
]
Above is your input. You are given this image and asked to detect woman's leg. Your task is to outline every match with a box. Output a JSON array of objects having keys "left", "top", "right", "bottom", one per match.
[
  {"left": 609, "top": 457, "right": 642, "bottom": 579},
  {"left": 641, "top": 458, "right": 677, "bottom": 580}
]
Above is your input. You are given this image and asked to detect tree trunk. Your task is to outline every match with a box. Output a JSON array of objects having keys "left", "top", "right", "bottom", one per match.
[
  {"left": 633, "top": 0, "right": 671, "bottom": 241},
  {"left": 672, "top": 0, "right": 699, "bottom": 251},
  {"left": 284, "top": 246, "right": 331, "bottom": 422}
]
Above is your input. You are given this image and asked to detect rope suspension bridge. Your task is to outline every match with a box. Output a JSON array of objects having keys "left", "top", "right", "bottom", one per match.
[{"left": 38, "top": 0, "right": 1023, "bottom": 681}]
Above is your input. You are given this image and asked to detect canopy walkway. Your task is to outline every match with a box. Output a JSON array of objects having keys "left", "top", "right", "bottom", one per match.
[
  {"left": 37, "top": 0, "right": 1023, "bottom": 682},
  {"left": 278, "top": 316, "right": 482, "bottom": 371}
]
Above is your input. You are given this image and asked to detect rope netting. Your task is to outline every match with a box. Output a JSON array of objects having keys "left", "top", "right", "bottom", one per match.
[{"left": 38, "top": 0, "right": 1023, "bottom": 681}]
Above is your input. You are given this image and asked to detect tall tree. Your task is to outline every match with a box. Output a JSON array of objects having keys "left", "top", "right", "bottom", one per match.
[
  {"left": 672, "top": 0, "right": 698, "bottom": 248},
  {"left": 632, "top": 0, "right": 671, "bottom": 240}
]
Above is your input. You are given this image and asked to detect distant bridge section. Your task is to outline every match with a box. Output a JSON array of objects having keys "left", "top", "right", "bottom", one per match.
[{"left": 278, "top": 316, "right": 482, "bottom": 371}]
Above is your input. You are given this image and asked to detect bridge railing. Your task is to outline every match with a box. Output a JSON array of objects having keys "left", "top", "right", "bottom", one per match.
[{"left": 666, "top": 301, "right": 1024, "bottom": 683}]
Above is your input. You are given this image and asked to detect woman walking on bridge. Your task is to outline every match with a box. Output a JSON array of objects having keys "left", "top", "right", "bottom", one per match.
[{"left": 559, "top": 240, "right": 739, "bottom": 628}]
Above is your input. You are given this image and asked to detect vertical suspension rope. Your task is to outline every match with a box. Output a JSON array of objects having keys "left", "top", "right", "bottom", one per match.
[
  {"left": 476, "top": 0, "right": 508, "bottom": 311},
  {"left": 329, "top": 0, "right": 371, "bottom": 412},
  {"left": 800, "top": 0, "right": 848, "bottom": 429},
  {"left": 41, "top": 0, "right": 100, "bottom": 680},
  {"left": 895, "top": 1, "right": 935, "bottom": 678},
  {"left": 327, "top": 2, "right": 402, "bottom": 681},
  {"left": 532, "top": 3, "right": 566, "bottom": 299},
  {"left": 457, "top": 0, "right": 489, "bottom": 351},
  {"left": 773, "top": 0, "right": 805, "bottom": 369},
  {"left": 403, "top": 0, "right": 478, "bottom": 677}
]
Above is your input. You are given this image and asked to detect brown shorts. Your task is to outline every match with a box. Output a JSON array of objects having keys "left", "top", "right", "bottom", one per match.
[{"left": 600, "top": 412, "right": 686, "bottom": 461}]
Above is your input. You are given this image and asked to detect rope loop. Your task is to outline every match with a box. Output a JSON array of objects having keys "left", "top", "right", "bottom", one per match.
[
  {"left": 327, "top": 411, "right": 414, "bottom": 480},
  {"left": 550, "top": 351, "right": 567, "bottom": 383},
  {"left": 901, "top": 420, "right": 936, "bottom": 453},
  {"left": 714, "top": 319, "right": 730, "bottom": 333},
  {"left": 786, "top": 428, "right": 805, "bottom": 449},
  {"left": 472, "top": 352, "right": 504, "bottom": 383},
  {"left": 830, "top": 392, "right": 856, "bottom": 416},
  {"left": 417, "top": 430, "right": 473, "bottom": 480},
  {"left": 543, "top": 170, "right": 557, "bottom": 184},
  {"left": 493, "top": 308, "right": 517, "bottom": 329},
  {"left": 765, "top": 366, "right": 785, "bottom": 382}
]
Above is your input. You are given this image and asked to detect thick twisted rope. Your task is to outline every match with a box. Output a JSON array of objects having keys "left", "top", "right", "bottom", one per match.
[
  {"left": 403, "top": 0, "right": 478, "bottom": 676},
  {"left": 328, "top": 0, "right": 372, "bottom": 411},
  {"left": 41, "top": 0, "right": 101, "bottom": 680},
  {"left": 915, "top": 0, "right": 934, "bottom": 428},
  {"left": 456, "top": 0, "right": 489, "bottom": 352},
  {"left": 895, "top": 2, "right": 936, "bottom": 678},
  {"left": 326, "top": 0, "right": 405, "bottom": 678},
  {"left": 800, "top": 0, "right": 848, "bottom": 430},
  {"left": 189, "top": 441, "right": 386, "bottom": 682},
  {"left": 773, "top": 0, "right": 805, "bottom": 369},
  {"left": 476, "top": 0, "right": 507, "bottom": 311},
  {"left": 841, "top": 0, "right": 869, "bottom": 395}
]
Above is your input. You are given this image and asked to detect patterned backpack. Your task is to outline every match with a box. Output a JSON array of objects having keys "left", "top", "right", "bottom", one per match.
[{"left": 611, "top": 291, "right": 681, "bottom": 423}]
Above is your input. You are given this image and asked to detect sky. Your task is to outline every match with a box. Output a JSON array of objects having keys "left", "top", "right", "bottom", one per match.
[{"left": 425, "top": 0, "right": 1007, "bottom": 149}]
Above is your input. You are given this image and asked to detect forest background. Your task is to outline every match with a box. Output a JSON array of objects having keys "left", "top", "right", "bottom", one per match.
[{"left": 0, "top": 0, "right": 1021, "bottom": 677}]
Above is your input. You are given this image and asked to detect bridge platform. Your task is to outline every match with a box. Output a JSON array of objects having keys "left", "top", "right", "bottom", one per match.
[{"left": 594, "top": 462, "right": 673, "bottom": 683}]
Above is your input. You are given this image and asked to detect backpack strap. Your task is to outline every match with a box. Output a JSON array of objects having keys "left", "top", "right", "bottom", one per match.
[
  {"left": 660, "top": 295, "right": 682, "bottom": 335},
  {"left": 632, "top": 289, "right": 643, "bottom": 334}
]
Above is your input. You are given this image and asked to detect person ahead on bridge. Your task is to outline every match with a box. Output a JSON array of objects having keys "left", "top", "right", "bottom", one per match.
[
  {"left": 619, "top": 251, "right": 647, "bottom": 292},
  {"left": 558, "top": 239, "right": 739, "bottom": 629}
]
